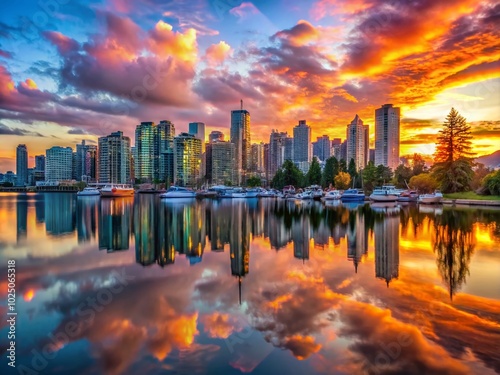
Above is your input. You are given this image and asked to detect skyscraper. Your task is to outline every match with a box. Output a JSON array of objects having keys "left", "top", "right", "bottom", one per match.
[
  {"left": 312, "top": 135, "right": 331, "bottom": 161},
  {"left": 331, "top": 138, "right": 342, "bottom": 160},
  {"left": 157, "top": 120, "right": 175, "bottom": 184},
  {"left": 45, "top": 146, "right": 73, "bottom": 181},
  {"left": 173, "top": 133, "right": 201, "bottom": 186},
  {"left": 230, "top": 103, "right": 251, "bottom": 182},
  {"left": 211, "top": 141, "right": 236, "bottom": 185},
  {"left": 35, "top": 155, "right": 45, "bottom": 171},
  {"left": 209, "top": 131, "right": 224, "bottom": 143},
  {"left": 135, "top": 122, "right": 156, "bottom": 182},
  {"left": 98, "top": 131, "right": 131, "bottom": 184},
  {"left": 16, "top": 144, "right": 28, "bottom": 186},
  {"left": 188, "top": 122, "right": 206, "bottom": 153},
  {"left": 75, "top": 140, "right": 97, "bottom": 182},
  {"left": 250, "top": 142, "right": 265, "bottom": 174},
  {"left": 346, "top": 114, "right": 369, "bottom": 170},
  {"left": 375, "top": 104, "right": 401, "bottom": 170},
  {"left": 268, "top": 130, "right": 288, "bottom": 179},
  {"left": 293, "top": 120, "right": 311, "bottom": 164}
]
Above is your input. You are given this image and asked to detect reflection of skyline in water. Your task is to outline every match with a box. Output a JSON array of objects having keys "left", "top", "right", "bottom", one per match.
[
  {"left": 1, "top": 193, "right": 500, "bottom": 374},
  {"left": 3, "top": 193, "right": 497, "bottom": 298}
]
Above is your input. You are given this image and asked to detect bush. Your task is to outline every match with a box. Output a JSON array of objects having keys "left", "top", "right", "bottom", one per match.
[
  {"left": 409, "top": 173, "right": 439, "bottom": 193},
  {"left": 482, "top": 170, "right": 500, "bottom": 195}
]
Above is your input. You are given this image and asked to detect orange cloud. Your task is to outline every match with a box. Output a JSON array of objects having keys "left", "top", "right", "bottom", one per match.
[
  {"left": 204, "top": 41, "right": 231, "bottom": 65},
  {"left": 201, "top": 312, "right": 242, "bottom": 338}
]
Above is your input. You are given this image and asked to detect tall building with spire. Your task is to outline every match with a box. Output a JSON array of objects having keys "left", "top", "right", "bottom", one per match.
[
  {"left": 346, "top": 114, "right": 369, "bottom": 170},
  {"left": 16, "top": 144, "right": 28, "bottom": 186},
  {"left": 375, "top": 104, "right": 401, "bottom": 170},
  {"left": 230, "top": 101, "right": 250, "bottom": 183}
]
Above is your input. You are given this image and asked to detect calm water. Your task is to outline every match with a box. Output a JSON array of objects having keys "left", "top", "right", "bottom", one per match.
[{"left": 1, "top": 193, "right": 499, "bottom": 375}]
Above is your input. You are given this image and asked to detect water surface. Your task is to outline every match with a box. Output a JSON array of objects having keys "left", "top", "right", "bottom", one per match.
[{"left": 1, "top": 193, "right": 499, "bottom": 375}]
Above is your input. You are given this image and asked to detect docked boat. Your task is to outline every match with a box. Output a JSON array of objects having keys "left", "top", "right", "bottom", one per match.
[
  {"left": 77, "top": 187, "right": 100, "bottom": 196},
  {"left": 322, "top": 190, "right": 341, "bottom": 201},
  {"left": 100, "top": 184, "right": 134, "bottom": 197},
  {"left": 341, "top": 189, "right": 366, "bottom": 202},
  {"left": 369, "top": 188, "right": 398, "bottom": 202},
  {"left": 418, "top": 191, "right": 443, "bottom": 204},
  {"left": 381, "top": 185, "right": 404, "bottom": 196},
  {"left": 160, "top": 186, "right": 196, "bottom": 199},
  {"left": 398, "top": 190, "right": 419, "bottom": 202},
  {"left": 296, "top": 190, "right": 314, "bottom": 200},
  {"left": 245, "top": 188, "right": 260, "bottom": 198}
]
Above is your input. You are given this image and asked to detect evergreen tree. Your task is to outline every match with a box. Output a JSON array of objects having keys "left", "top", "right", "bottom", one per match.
[
  {"left": 362, "top": 161, "right": 377, "bottom": 193},
  {"left": 246, "top": 176, "right": 262, "bottom": 187},
  {"left": 375, "top": 164, "right": 393, "bottom": 186},
  {"left": 394, "top": 164, "right": 413, "bottom": 188},
  {"left": 432, "top": 108, "right": 475, "bottom": 193},
  {"left": 282, "top": 160, "right": 305, "bottom": 188},
  {"left": 306, "top": 157, "right": 322, "bottom": 186},
  {"left": 321, "top": 156, "right": 338, "bottom": 188},
  {"left": 412, "top": 153, "right": 426, "bottom": 176},
  {"left": 339, "top": 159, "right": 347, "bottom": 173},
  {"left": 348, "top": 158, "right": 358, "bottom": 179},
  {"left": 271, "top": 169, "right": 285, "bottom": 190}
]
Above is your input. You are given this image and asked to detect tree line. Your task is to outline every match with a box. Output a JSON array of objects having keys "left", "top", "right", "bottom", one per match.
[{"left": 269, "top": 108, "right": 499, "bottom": 195}]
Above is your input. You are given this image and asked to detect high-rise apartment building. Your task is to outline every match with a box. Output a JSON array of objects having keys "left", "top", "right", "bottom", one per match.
[
  {"left": 268, "top": 130, "right": 288, "bottom": 179},
  {"left": 45, "top": 146, "right": 73, "bottom": 181},
  {"left": 250, "top": 142, "right": 265, "bottom": 174},
  {"left": 134, "top": 122, "right": 156, "bottom": 182},
  {"left": 284, "top": 136, "right": 294, "bottom": 162},
  {"left": 375, "top": 104, "right": 401, "bottom": 170},
  {"left": 230, "top": 103, "right": 250, "bottom": 182},
  {"left": 312, "top": 135, "right": 331, "bottom": 161},
  {"left": 209, "top": 131, "right": 224, "bottom": 143},
  {"left": 346, "top": 114, "right": 369, "bottom": 170},
  {"left": 173, "top": 133, "right": 201, "bottom": 187},
  {"left": 293, "top": 120, "right": 311, "bottom": 164},
  {"left": 331, "top": 138, "right": 342, "bottom": 160},
  {"left": 75, "top": 140, "right": 97, "bottom": 182},
  {"left": 16, "top": 144, "right": 28, "bottom": 186},
  {"left": 211, "top": 141, "right": 236, "bottom": 185},
  {"left": 98, "top": 131, "right": 131, "bottom": 184},
  {"left": 35, "top": 155, "right": 45, "bottom": 171},
  {"left": 157, "top": 120, "right": 175, "bottom": 184},
  {"left": 188, "top": 122, "right": 206, "bottom": 153}
]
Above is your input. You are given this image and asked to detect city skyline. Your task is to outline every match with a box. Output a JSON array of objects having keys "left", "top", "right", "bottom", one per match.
[{"left": 0, "top": 1, "right": 498, "bottom": 172}]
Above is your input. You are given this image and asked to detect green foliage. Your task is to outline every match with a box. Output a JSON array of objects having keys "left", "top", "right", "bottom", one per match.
[
  {"left": 321, "top": 156, "right": 338, "bottom": 188},
  {"left": 361, "top": 161, "right": 377, "bottom": 193},
  {"left": 375, "top": 164, "right": 393, "bottom": 186},
  {"left": 432, "top": 108, "right": 475, "bottom": 193},
  {"left": 75, "top": 181, "right": 87, "bottom": 191},
  {"left": 348, "top": 158, "right": 358, "bottom": 179},
  {"left": 246, "top": 175, "right": 262, "bottom": 187},
  {"left": 409, "top": 173, "right": 439, "bottom": 193},
  {"left": 271, "top": 169, "right": 284, "bottom": 190},
  {"left": 394, "top": 164, "right": 413, "bottom": 188},
  {"left": 334, "top": 171, "right": 351, "bottom": 190},
  {"left": 471, "top": 163, "right": 492, "bottom": 191},
  {"left": 224, "top": 180, "right": 233, "bottom": 187},
  {"left": 306, "top": 157, "right": 322, "bottom": 186},
  {"left": 282, "top": 160, "right": 305, "bottom": 188},
  {"left": 412, "top": 153, "right": 426, "bottom": 175},
  {"left": 339, "top": 159, "right": 347, "bottom": 173},
  {"left": 0, "top": 182, "right": 14, "bottom": 187},
  {"left": 481, "top": 170, "right": 500, "bottom": 195}
]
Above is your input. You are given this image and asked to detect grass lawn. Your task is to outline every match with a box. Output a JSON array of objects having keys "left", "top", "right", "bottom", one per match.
[{"left": 444, "top": 192, "right": 500, "bottom": 201}]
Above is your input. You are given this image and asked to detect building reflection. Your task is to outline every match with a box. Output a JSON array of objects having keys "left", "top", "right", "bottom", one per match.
[
  {"left": 347, "top": 210, "right": 368, "bottom": 273},
  {"left": 374, "top": 205, "right": 400, "bottom": 287},
  {"left": 99, "top": 198, "right": 133, "bottom": 251},
  {"left": 229, "top": 200, "right": 250, "bottom": 305},
  {"left": 16, "top": 198, "right": 28, "bottom": 242},
  {"left": 45, "top": 193, "right": 76, "bottom": 236},
  {"left": 77, "top": 197, "right": 99, "bottom": 243},
  {"left": 293, "top": 217, "right": 310, "bottom": 262},
  {"left": 35, "top": 194, "right": 45, "bottom": 224}
]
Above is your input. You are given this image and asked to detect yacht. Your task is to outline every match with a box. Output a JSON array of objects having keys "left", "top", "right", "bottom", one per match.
[
  {"left": 398, "top": 190, "right": 419, "bottom": 202},
  {"left": 418, "top": 191, "right": 443, "bottom": 204},
  {"left": 369, "top": 188, "right": 398, "bottom": 202},
  {"left": 100, "top": 184, "right": 134, "bottom": 197},
  {"left": 341, "top": 189, "right": 366, "bottom": 202},
  {"left": 160, "top": 186, "right": 196, "bottom": 199},
  {"left": 296, "top": 190, "right": 314, "bottom": 200},
  {"left": 77, "top": 187, "right": 100, "bottom": 196},
  {"left": 322, "top": 190, "right": 341, "bottom": 201},
  {"left": 381, "top": 185, "right": 404, "bottom": 196},
  {"left": 245, "top": 188, "right": 261, "bottom": 198}
]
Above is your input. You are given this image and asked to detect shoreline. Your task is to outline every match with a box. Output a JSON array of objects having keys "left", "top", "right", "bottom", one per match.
[{"left": 442, "top": 198, "right": 500, "bottom": 207}]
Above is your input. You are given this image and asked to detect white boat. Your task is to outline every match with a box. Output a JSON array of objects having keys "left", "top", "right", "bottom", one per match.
[
  {"left": 230, "top": 188, "right": 247, "bottom": 198},
  {"left": 322, "top": 190, "right": 341, "bottom": 201},
  {"left": 397, "top": 190, "right": 419, "bottom": 202},
  {"left": 418, "top": 191, "right": 443, "bottom": 204},
  {"left": 341, "top": 189, "right": 366, "bottom": 202},
  {"left": 77, "top": 187, "right": 100, "bottom": 196},
  {"left": 296, "top": 190, "right": 314, "bottom": 200},
  {"left": 369, "top": 188, "right": 398, "bottom": 202},
  {"left": 381, "top": 185, "right": 404, "bottom": 196},
  {"left": 100, "top": 184, "right": 134, "bottom": 197},
  {"left": 160, "top": 186, "right": 196, "bottom": 199},
  {"left": 245, "top": 188, "right": 260, "bottom": 198}
]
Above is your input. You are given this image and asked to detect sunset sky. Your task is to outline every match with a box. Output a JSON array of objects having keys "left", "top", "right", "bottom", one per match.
[{"left": 0, "top": 0, "right": 499, "bottom": 171}]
